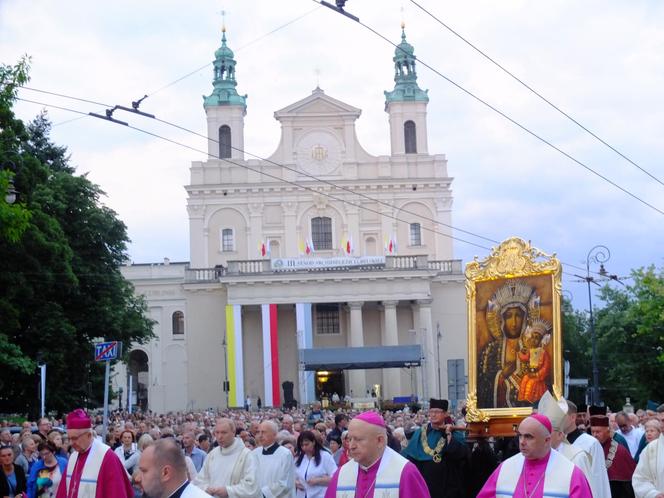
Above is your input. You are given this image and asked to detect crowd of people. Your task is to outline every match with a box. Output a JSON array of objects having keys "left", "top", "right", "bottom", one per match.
[{"left": 1, "top": 397, "right": 663, "bottom": 498}]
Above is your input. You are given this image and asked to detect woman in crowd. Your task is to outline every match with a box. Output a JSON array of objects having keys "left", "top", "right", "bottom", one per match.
[
  {"left": 327, "top": 435, "right": 343, "bottom": 465},
  {"left": 114, "top": 430, "right": 139, "bottom": 475},
  {"left": 1, "top": 444, "right": 27, "bottom": 497},
  {"left": 132, "top": 434, "right": 155, "bottom": 498},
  {"left": 27, "top": 441, "right": 67, "bottom": 498},
  {"left": 59, "top": 435, "right": 70, "bottom": 457},
  {"left": 314, "top": 423, "right": 327, "bottom": 439},
  {"left": 245, "top": 437, "right": 257, "bottom": 450},
  {"left": 391, "top": 427, "right": 408, "bottom": 450},
  {"left": 337, "top": 431, "right": 351, "bottom": 466},
  {"left": 294, "top": 431, "right": 337, "bottom": 498},
  {"left": 635, "top": 418, "right": 662, "bottom": 462},
  {"left": 644, "top": 418, "right": 662, "bottom": 443},
  {"left": 281, "top": 439, "right": 297, "bottom": 457},
  {"left": 46, "top": 431, "right": 66, "bottom": 459},
  {"left": 14, "top": 436, "right": 38, "bottom": 475}
]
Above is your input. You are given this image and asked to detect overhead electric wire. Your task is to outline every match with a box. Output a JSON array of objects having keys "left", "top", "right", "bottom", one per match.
[
  {"left": 151, "top": 116, "right": 499, "bottom": 245},
  {"left": 409, "top": 0, "right": 664, "bottom": 188},
  {"left": 16, "top": 97, "right": 89, "bottom": 117},
  {"left": 143, "top": 5, "right": 321, "bottom": 99},
  {"left": 53, "top": 115, "right": 88, "bottom": 128},
  {"left": 313, "top": 0, "right": 664, "bottom": 218},
  {"left": 16, "top": 94, "right": 601, "bottom": 279},
  {"left": 19, "top": 86, "right": 499, "bottom": 245},
  {"left": 22, "top": 86, "right": 111, "bottom": 108},
  {"left": 15, "top": 95, "right": 492, "bottom": 253}
]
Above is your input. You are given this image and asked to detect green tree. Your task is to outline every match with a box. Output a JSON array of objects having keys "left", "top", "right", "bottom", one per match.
[
  {"left": 0, "top": 60, "right": 154, "bottom": 416},
  {"left": 593, "top": 266, "right": 664, "bottom": 409},
  {"left": 0, "top": 59, "right": 31, "bottom": 243}
]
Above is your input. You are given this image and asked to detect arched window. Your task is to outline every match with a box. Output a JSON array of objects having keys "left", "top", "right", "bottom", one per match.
[
  {"left": 219, "top": 125, "right": 232, "bottom": 159},
  {"left": 221, "top": 228, "right": 234, "bottom": 252},
  {"left": 172, "top": 311, "right": 185, "bottom": 336},
  {"left": 404, "top": 120, "right": 417, "bottom": 154},
  {"left": 365, "top": 236, "right": 377, "bottom": 256},
  {"left": 409, "top": 223, "right": 422, "bottom": 246},
  {"left": 311, "top": 217, "right": 333, "bottom": 250}
]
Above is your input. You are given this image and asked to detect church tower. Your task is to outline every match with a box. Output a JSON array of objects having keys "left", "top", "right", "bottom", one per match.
[
  {"left": 384, "top": 25, "right": 429, "bottom": 155},
  {"left": 204, "top": 26, "right": 247, "bottom": 160}
]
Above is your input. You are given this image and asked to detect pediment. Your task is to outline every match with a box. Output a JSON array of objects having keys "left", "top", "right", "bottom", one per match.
[{"left": 274, "top": 87, "right": 361, "bottom": 119}]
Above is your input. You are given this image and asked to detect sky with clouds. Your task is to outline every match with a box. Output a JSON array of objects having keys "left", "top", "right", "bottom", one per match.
[{"left": 1, "top": 0, "right": 663, "bottom": 309}]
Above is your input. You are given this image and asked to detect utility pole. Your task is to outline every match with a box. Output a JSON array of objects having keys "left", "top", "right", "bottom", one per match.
[{"left": 436, "top": 322, "right": 442, "bottom": 398}]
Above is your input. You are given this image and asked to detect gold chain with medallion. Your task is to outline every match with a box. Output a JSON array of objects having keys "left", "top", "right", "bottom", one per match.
[{"left": 420, "top": 424, "right": 446, "bottom": 463}]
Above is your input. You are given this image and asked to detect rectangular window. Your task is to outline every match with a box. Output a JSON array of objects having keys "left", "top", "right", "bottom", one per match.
[
  {"left": 221, "top": 228, "right": 234, "bottom": 252},
  {"left": 315, "top": 304, "right": 340, "bottom": 335},
  {"left": 311, "top": 217, "right": 333, "bottom": 250},
  {"left": 409, "top": 223, "right": 422, "bottom": 246},
  {"left": 447, "top": 359, "right": 466, "bottom": 405}
]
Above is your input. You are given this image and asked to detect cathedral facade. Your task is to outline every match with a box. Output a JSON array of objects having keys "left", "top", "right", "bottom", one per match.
[{"left": 117, "top": 27, "right": 468, "bottom": 413}]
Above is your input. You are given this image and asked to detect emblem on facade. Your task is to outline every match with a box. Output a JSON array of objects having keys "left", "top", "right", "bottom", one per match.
[{"left": 311, "top": 144, "right": 328, "bottom": 161}]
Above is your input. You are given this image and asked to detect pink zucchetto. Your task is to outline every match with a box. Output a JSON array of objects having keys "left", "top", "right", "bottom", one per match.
[
  {"left": 354, "top": 411, "right": 386, "bottom": 428},
  {"left": 66, "top": 409, "right": 92, "bottom": 429},
  {"left": 529, "top": 413, "right": 552, "bottom": 434}
]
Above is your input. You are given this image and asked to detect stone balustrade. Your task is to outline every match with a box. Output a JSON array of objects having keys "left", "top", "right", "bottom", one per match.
[{"left": 184, "top": 255, "right": 462, "bottom": 283}]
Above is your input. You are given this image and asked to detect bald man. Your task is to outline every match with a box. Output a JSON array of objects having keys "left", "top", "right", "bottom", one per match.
[
  {"left": 253, "top": 420, "right": 295, "bottom": 498},
  {"left": 477, "top": 414, "right": 592, "bottom": 498},
  {"left": 137, "top": 438, "right": 212, "bottom": 498},
  {"left": 324, "top": 412, "right": 430, "bottom": 498},
  {"left": 194, "top": 418, "right": 258, "bottom": 498}
]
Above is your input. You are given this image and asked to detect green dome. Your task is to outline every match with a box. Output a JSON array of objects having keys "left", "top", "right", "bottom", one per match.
[
  {"left": 384, "top": 26, "right": 428, "bottom": 106},
  {"left": 215, "top": 31, "right": 234, "bottom": 59},
  {"left": 204, "top": 28, "right": 247, "bottom": 109},
  {"left": 394, "top": 29, "right": 414, "bottom": 59}
]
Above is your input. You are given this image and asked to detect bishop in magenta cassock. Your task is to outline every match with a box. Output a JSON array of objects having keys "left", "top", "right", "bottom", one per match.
[
  {"left": 477, "top": 414, "right": 593, "bottom": 498},
  {"left": 324, "top": 411, "right": 430, "bottom": 498},
  {"left": 56, "top": 408, "right": 134, "bottom": 498}
]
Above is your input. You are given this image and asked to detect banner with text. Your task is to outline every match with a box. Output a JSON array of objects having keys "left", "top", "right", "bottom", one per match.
[{"left": 272, "top": 256, "right": 385, "bottom": 271}]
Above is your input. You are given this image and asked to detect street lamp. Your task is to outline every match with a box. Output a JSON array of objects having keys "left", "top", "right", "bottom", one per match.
[
  {"left": 581, "top": 245, "right": 610, "bottom": 406},
  {"left": 436, "top": 323, "right": 442, "bottom": 398},
  {"left": 222, "top": 338, "right": 229, "bottom": 407},
  {"left": 3, "top": 161, "right": 17, "bottom": 204},
  {"left": 408, "top": 329, "right": 418, "bottom": 403}
]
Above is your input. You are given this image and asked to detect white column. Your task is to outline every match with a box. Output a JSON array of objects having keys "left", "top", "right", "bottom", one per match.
[
  {"left": 248, "top": 204, "right": 262, "bottom": 260},
  {"left": 348, "top": 302, "right": 366, "bottom": 397},
  {"left": 382, "top": 300, "right": 401, "bottom": 399},
  {"left": 283, "top": 202, "right": 298, "bottom": 257},
  {"left": 418, "top": 299, "right": 435, "bottom": 405},
  {"left": 296, "top": 303, "right": 315, "bottom": 404}
]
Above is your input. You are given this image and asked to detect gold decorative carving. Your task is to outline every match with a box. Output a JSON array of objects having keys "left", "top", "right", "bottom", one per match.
[
  {"left": 311, "top": 144, "right": 328, "bottom": 161},
  {"left": 465, "top": 237, "right": 560, "bottom": 281},
  {"left": 553, "top": 385, "right": 563, "bottom": 400},
  {"left": 465, "top": 393, "right": 490, "bottom": 422}
]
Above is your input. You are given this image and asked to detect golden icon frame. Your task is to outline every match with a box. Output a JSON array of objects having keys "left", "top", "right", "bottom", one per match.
[{"left": 465, "top": 237, "right": 563, "bottom": 421}]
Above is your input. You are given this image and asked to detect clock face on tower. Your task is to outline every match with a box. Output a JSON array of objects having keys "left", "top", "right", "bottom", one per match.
[{"left": 296, "top": 130, "right": 341, "bottom": 175}]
